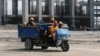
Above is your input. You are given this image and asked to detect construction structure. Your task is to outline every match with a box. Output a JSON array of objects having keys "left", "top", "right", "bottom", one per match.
[{"left": 0, "top": 0, "right": 100, "bottom": 30}]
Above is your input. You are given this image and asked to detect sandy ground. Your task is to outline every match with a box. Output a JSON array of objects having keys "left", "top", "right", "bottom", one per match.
[
  {"left": 0, "top": 41, "right": 100, "bottom": 56},
  {"left": 0, "top": 30, "right": 100, "bottom": 56}
]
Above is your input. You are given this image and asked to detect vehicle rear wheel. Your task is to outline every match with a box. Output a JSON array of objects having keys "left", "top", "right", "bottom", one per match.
[
  {"left": 61, "top": 41, "right": 69, "bottom": 51},
  {"left": 41, "top": 46, "right": 48, "bottom": 49},
  {"left": 25, "top": 39, "right": 33, "bottom": 50}
]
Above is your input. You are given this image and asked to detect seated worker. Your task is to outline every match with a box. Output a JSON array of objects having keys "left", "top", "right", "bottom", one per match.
[
  {"left": 27, "top": 17, "right": 36, "bottom": 26},
  {"left": 22, "top": 22, "right": 27, "bottom": 26},
  {"left": 58, "top": 21, "right": 63, "bottom": 29},
  {"left": 58, "top": 21, "right": 69, "bottom": 29},
  {"left": 51, "top": 18, "right": 55, "bottom": 24},
  {"left": 50, "top": 21, "right": 58, "bottom": 42},
  {"left": 50, "top": 18, "right": 58, "bottom": 26},
  {"left": 47, "top": 18, "right": 57, "bottom": 37}
]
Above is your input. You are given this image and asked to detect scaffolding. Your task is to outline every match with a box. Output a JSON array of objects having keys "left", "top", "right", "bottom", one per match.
[{"left": 0, "top": 0, "right": 99, "bottom": 29}]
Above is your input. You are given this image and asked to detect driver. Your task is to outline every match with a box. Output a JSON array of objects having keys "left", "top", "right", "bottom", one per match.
[{"left": 50, "top": 20, "right": 58, "bottom": 42}]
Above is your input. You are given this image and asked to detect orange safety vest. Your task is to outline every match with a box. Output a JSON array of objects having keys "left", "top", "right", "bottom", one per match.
[{"left": 50, "top": 26, "right": 58, "bottom": 35}]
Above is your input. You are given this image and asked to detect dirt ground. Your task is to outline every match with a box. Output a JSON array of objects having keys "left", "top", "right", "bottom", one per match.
[{"left": 0, "top": 41, "right": 100, "bottom": 56}]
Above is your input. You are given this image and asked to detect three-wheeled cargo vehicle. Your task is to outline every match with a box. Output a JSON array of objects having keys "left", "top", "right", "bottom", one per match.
[{"left": 18, "top": 23, "right": 70, "bottom": 51}]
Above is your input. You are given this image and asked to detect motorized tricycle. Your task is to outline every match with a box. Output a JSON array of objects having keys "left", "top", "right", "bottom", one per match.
[{"left": 18, "top": 23, "right": 70, "bottom": 51}]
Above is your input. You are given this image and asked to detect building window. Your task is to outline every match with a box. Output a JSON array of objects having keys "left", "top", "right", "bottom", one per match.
[
  {"left": 29, "top": 0, "right": 37, "bottom": 14},
  {"left": 42, "top": 0, "right": 45, "bottom": 15},
  {"left": 7, "top": 0, "right": 12, "bottom": 15},
  {"left": 65, "top": 0, "right": 70, "bottom": 16},
  {"left": 42, "top": 0, "right": 49, "bottom": 15},
  {"left": 75, "top": 0, "right": 88, "bottom": 16},
  {"left": 54, "top": 0, "right": 65, "bottom": 16},
  {"left": 18, "top": 0, "right": 22, "bottom": 15}
]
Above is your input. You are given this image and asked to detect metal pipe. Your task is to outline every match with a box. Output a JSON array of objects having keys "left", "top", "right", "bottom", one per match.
[
  {"left": 49, "top": 0, "right": 55, "bottom": 18},
  {"left": 22, "top": 0, "right": 29, "bottom": 22},
  {"left": 89, "top": 0, "right": 94, "bottom": 28},
  {"left": 0, "top": 0, "right": 2, "bottom": 25},
  {"left": 71, "top": 0, "right": 76, "bottom": 29},
  {"left": 37, "top": 0, "right": 42, "bottom": 22},
  {"left": 12, "top": 0, "right": 18, "bottom": 16}
]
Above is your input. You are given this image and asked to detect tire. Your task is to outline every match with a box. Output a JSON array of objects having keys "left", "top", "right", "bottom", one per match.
[
  {"left": 41, "top": 46, "right": 48, "bottom": 50},
  {"left": 61, "top": 41, "right": 69, "bottom": 51},
  {"left": 25, "top": 39, "right": 33, "bottom": 50}
]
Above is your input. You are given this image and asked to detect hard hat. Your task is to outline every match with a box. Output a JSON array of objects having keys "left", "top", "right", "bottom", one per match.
[
  {"left": 23, "top": 22, "right": 27, "bottom": 26},
  {"left": 51, "top": 18, "right": 55, "bottom": 21},
  {"left": 29, "top": 17, "right": 34, "bottom": 21},
  {"left": 59, "top": 21, "right": 63, "bottom": 24}
]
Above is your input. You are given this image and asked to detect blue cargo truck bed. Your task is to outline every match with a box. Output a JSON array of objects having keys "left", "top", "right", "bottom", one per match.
[{"left": 18, "top": 25, "right": 39, "bottom": 38}]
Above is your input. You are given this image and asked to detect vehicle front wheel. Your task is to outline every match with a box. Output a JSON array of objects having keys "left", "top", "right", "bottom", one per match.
[
  {"left": 61, "top": 41, "right": 69, "bottom": 51},
  {"left": 25, "top": 39, "right": 33, "bottom": 50}
]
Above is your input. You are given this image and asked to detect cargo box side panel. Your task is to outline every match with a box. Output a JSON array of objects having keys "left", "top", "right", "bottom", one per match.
[{"left": 18, "top": 25, "right": 39, "bottom": 38}]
